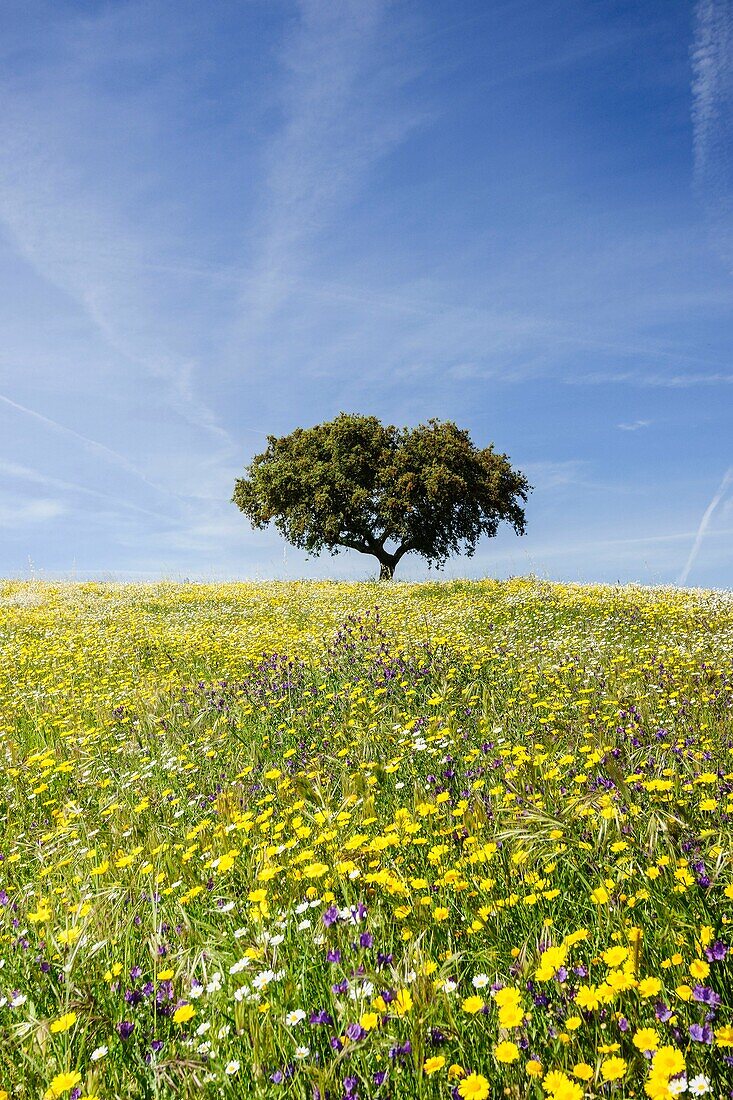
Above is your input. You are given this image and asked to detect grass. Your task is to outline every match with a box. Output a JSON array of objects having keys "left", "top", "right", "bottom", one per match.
[{"left": 0, "top": 577, "right": 732, "bottom": 1099}]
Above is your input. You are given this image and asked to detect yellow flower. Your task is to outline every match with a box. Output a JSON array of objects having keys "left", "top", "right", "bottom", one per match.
[
  {"left": 29, "top": 903, "right": 52, "bottom": 923},
  {"left": 544, "top": 1071, "right": 570, "bottom": 1092},
  {"left": 573, "top": 1063, "right": 594, "bottom": 1080},
  {"left": 526, "top": 1060, "right": 543, "bottom": 1077},
  {"left": 494, "top": 1041, "right": 520, "bottom": 1063},
  {"left": 448, "top": 1064, "right": 466, "bottom": 1080},
  {"left": 600, "top": 1056, "right": 626, "bottom": 1082},
  {"left": 360, "top": 1012, "right": 378, "bottom": 1031},
  {"left": 423, "top": 1056, "right": 446, "bottom": 1075},
  {"left": 575, "top": 984, "right": 601, "bottom": 1010},
  {"left": 715, "top": 1024, "right": 733, "bottom": 1046},
  {"left": 565, "top": 1015, "right": 582, "bottom": 1031},
  {"left": 494, "top": 986, "right": 522, "bottom": 1006},
  {"left": 644, "top": 1074, "right": 674, "bottom": 1100},
  {"left": 689, "top": 958, "right": 709, "bottom": 980},
  {"left": 498, "top": 1002, "right": 524, "bottom": 1027},
  {"left": 633, "top": 1028, "right": 659, "bottom": 1052},
  {"left": 651, "top": 1046, "right": 685, "bottom": 1079},
  {"left": 58, "top": 927, "right": 81, "bottom": 945},
  {"left": 433, "top": 907, "right": 449, "bottom": 921},
  {"left": 393, "top": 989, "right": 412, "bottom": 1016},
  {"left": 302, "top": 862, "right": 329, "bottom": 879},
  {"left": 602, "top": 946, "right": 629, "bottom": 967},
  {"left": 173, "top": 1003, "right": 195, "bottom": 1024},
  {"left": 675, "top": 984, "right": 692, "bottom": 1001},
  {"left": 637, "top": 976, "right": 663, "bottom": 998},
  {"left": 544, "top": 1070, "right": 585, "bottom": 1098},
  {"left": 462, "top": 994, "right": 485, "bottom": 1014},
  {"left": 44, "top": 1073, "right": 82, "bottom": 1100},
  {"left": 458, "top": 1074, "right": 490, "bottom": 1100},
  {"left": 551, "top": 1081, "right": 584, "bottom": 1100},
  {"left": 50, "top": 1011, "right": 77, "bottom": 1034}
]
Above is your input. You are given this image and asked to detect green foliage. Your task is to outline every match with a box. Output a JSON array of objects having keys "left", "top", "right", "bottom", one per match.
[{"left": 232, "top": 414, "right": 530, "bottom": 577}]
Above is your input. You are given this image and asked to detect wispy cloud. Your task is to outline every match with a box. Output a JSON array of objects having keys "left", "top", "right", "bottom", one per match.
[
  {"left": 0, "top": 459, "right": 173, "bottom": 523},
  {"left": 0, "top": 495, "right": 65, "bottom": 527},
  {"left": 0, "top": 10, "right": 236, "bottom": 461},
  {"left": 0, "top": 392, "right": 176, "bottom": 503},
  {"left": 236, "top": 0, "right": 427, "bottom": 327},
  {"left": 678, "top": 467, "right": 733, "bottom": 583},
  {"left": 618, "top": 419, "right": 651, "bottom": 431},
  {"left": 692, "top": 0, "right": 733, "bottom": 263}
]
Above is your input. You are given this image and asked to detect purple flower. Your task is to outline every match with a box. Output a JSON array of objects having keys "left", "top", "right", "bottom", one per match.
[
  {"left": 327, "top": 949, "right": 341, "bottom": 963},
  {"left": 310, "top": 1010, "right": 333, "bottom": 1026},
  {"left": 689, "top": 1023, "right": 713, "bottom": 1043},
  {"left": 332, "top": 979, "right": 349, "bottom": 995},
  {"left": 655, "top": 1002, "right": 673, "bottom": 1022},
  {"left": 705, "top": 941, "right": 728, "bottom": 962},
  {"left": 345, "top": 1023, "right": 365, "bottom": 1042},
  {"left": 117, "top": 1020, "right": 135, "bottom": 1040},
  {"left": 359, "top": 932, "right": 373, "bottom": 949},
  {"left": 130, "top": 965, "right": 142, "bottom": 979},
  {"left": 373, "top": 1070, "right": 387, "bottom": 1087},
  {"left": 323, "top": 906, "right": 339, "bottom": 928},
  {"left": 693, "top": 985, "right": 721, "bottom": 1008}
]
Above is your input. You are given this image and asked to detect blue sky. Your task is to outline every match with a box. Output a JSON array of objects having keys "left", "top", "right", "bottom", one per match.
[{"left": 1, "top": 0, "right": 732, "bottom": 586}]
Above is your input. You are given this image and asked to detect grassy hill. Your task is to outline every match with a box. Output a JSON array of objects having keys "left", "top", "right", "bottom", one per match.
[{"left": 1, "top": 579, "right": 732, "bottom": 1097}]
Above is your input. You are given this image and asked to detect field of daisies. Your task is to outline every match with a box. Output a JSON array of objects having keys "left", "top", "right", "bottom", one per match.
[{"left": 1, "top": 578, "right": 733, "bottom": 1100}]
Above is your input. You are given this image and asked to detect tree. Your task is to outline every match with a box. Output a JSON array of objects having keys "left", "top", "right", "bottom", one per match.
[{"left": 232, "top": 413, "right": 531, "bottom": 580}]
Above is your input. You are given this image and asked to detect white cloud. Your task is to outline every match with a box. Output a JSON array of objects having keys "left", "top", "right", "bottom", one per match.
[
  {"left": 0, "top": 496, "right": 65, "bottom": 526},
  {"left": 234, "top": 0, "right": 427, "bottom": 329},
  {"left": 617, "top": 419, "right": 651, "bottom": 431},
  {"left": 678, "top": 467, "right": 733, "bottom": 583},
  {"left": 692, "top": 0, "right": 733, "bottom": 264}
]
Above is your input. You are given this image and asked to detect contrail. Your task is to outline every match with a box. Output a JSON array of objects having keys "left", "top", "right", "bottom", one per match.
[
  {"left": 0, "top": 391, "right": 177, "bottom": 502},
  {"left": 678, "top": 466, "right": 733, "bottom": 584}
]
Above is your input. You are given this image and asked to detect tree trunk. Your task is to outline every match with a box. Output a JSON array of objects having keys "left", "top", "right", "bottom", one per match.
[{"left": 378, "top": 558, "right": 396, "bottom": 581}]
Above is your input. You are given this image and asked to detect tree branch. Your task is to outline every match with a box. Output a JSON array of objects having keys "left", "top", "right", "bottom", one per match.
[
  {"left": 338, "top": 537, "right": 375, "bottom": 556},
  {"left": 394, "top": 541, "right": 414, "bottom": 564}
]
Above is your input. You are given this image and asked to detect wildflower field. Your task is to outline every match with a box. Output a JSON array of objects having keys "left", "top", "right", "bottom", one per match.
[{"left": 2, "top": 578, "right": 733, "bottom": 1100}]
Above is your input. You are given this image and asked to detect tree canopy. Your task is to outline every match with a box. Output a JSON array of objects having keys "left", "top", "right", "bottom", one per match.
[{"left": 232, "top": 413, "right": 530, "bottom": 579}]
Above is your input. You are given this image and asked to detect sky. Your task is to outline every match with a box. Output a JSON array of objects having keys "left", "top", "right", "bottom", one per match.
[{"left": 1, "top": 0, "right": 732, "bottom": 587}]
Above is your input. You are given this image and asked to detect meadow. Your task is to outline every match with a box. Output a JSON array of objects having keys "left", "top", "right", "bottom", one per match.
[{"left": 1, "top": 578, "right": 732, "bottom": 1100}]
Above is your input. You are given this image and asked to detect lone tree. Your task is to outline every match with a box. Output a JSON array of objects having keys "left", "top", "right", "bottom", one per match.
[{"left": 232, "top": 413, "right": 530, "bottom": 580}]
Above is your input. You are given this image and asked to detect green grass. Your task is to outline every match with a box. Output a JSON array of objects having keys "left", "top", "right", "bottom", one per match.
[{"left": 0, "top": 578, "right": 732, "bottom": 1099}]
